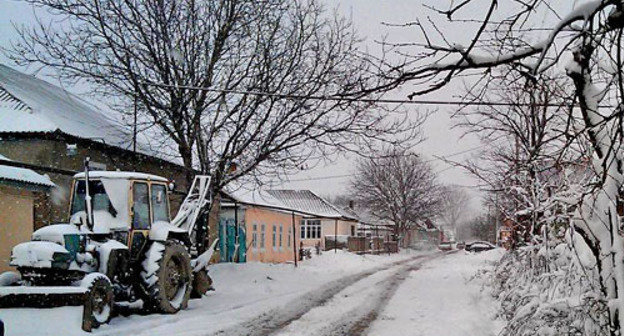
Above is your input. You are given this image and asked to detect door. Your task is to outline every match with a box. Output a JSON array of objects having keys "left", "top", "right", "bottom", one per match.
[
  {"left": 130, "top": 182, "right": 150, "bottom": 260},
  {"left": 238, "top": 226, "right": 247, "bottom": 263}
]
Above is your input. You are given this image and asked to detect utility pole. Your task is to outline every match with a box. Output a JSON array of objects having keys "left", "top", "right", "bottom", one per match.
[
  {"left": 334, "top": 219, "right": 338, "bottom": 253},
  {"left": 292, "top": 212, "right": 297, "bottom": 267}
]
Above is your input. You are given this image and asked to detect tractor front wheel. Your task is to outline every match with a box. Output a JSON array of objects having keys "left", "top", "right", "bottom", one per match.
[
  {"left": 140, "top": 241, "right": 192, "bottom": 313},
  {"left": 81, "top": 273, "right": 114, "bottom": 331}
]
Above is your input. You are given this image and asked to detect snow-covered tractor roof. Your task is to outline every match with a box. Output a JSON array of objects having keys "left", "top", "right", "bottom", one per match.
[{"left": 73, "top": 171, "right": 169, "bottom": 182}]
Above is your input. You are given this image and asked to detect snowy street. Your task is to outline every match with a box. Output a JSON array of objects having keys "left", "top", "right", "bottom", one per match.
[{"left": 0, "top": 249, "right": 503, "bottom": 336}]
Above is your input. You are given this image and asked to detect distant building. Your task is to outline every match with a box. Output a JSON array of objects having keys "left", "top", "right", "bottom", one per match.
[
  {"left": 267, "top": 190, "right": 358, "bottom": 251},
  {"left": 220, "top": 189, "right": 302, "bottom": 264},
  {"left": 402, "top": 220, "right": 443, "bottom": 249}
]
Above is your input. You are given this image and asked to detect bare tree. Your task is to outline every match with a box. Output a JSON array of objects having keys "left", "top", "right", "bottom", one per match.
[
  {"left": 6, "top": 0, "right": 422, "bottom": 194},
  {"left": 452, "top": 73, "right": 588, "bottom": 246},
  {"left": 439, "top": 186, "right": 470, "bottom": 236},
  {"left": 373, "top": 1, "right": 624, "bottom": 333},
  {"left": 349, "top": 148, "right": 442, "bottom": 243}
]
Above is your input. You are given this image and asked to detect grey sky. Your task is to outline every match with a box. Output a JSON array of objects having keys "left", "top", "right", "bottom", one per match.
[{"left": 0, "top": 0, "right": 574, "bottom": 217}]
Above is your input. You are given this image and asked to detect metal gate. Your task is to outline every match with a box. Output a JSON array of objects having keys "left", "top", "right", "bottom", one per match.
[{"left": 219, "top": 218, "right": 246, "bottom": 263}]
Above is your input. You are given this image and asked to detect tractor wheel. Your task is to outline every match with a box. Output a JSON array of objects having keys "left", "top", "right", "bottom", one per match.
[
  {"left": 140, "top": 241, "right": 192, "bottom": 313},
  {"left": 81, "top": 273, "right": 114, "bottom": 331},
  {"left": 190, "top": 269, "right": 213, "bottom": 298}
]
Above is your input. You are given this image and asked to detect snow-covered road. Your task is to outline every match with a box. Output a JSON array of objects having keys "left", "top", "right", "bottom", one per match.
[{"left": 0, "top": 249, "right": 504, "bottom": 336}]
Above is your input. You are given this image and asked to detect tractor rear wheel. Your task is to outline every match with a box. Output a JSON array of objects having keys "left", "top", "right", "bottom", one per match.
[
  {"left": 190, "top": 269, "right": 213, "bottom": 298},
  {"left": 81, "top": 273, "right": 114, "bottom": 331},
  {"left": 140, "top": 241, "right": 192, "bottom": 313}
]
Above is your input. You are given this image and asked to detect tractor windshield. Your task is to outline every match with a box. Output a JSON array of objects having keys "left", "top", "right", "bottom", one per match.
[
  {"left": 71, "top": 180, "right": 117, "bottom": 218},
  {"left": 70, "top": 179, "right": 129, "bottom": 232}
]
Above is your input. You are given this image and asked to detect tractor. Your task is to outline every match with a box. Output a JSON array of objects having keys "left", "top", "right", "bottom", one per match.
[{"left": 0, "top": 159, "right": 216, "bottom": 331}]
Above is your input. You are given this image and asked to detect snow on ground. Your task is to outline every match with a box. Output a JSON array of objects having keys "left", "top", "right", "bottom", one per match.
[
  {"left": 0, "top": 250, "right": 421, "bottom": 336},
  {"left": 367, "top": 249, "right": 506, "bottom": 336}
]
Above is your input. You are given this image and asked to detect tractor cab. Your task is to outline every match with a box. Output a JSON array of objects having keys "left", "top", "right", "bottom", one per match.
[{"left": 69, "top": 171, "right": 176, "bottom": 259}]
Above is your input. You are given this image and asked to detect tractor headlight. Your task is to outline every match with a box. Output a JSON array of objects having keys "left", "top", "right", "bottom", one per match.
[{"left": 51, "top": 252, "right": 71, "bottom": 269}]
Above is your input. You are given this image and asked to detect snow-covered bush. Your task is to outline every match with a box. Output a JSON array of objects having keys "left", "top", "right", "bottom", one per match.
[{"left": 489, "top": 243, "right": 608, "bottom": 336}]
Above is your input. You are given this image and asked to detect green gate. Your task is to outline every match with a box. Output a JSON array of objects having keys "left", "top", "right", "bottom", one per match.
[{"left": 219, "top": 218, "right": 246, "bottom": 263}]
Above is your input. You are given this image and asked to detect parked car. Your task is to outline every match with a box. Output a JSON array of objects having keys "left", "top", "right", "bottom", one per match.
[
  {"left": 465, "top": 241, "right": 496, "bottom": 252},
  {"left": 456, "top": 241, "right": 466, "bottom": 249},
  {"left": 438, "top": 241, "right": 453, "bottom": 251}
]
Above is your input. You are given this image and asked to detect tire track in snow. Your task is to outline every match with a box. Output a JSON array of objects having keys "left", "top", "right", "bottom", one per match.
[
  {"left": 276, "top": 255, "right": 440, "bottom": 336},
  {"left": 210, "top": 252, "right": 442, "bottom": 336}
]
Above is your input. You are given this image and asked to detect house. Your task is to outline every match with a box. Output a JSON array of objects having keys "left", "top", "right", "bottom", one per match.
[
  {"left": 403, "top": 220, "right": 443, "bottom": 249},
  {"left": 266, "top": 190, "right": 358, "bottom": 250},
  {"left": 219, "top": 189, "right": 302, "bottom": 263},
  {"left": 0, "top": 64, "right": 193, "bottom": 227},
  {"left": 0, "top": 154, "right": 55, "bottom": 272}
]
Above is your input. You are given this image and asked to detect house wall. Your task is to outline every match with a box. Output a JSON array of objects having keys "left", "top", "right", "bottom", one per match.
[
  {"left": 318, "top": 219, "right": 357, "bottom": 249},
  {"left": 0, "top": 185, "right": 36, "bottom": 272},
  {"left": 244, "top": 207, "right": 301, "bottom": 263},
  {"left": 0, "top": 135, "right": 190, "bottom": 227}
]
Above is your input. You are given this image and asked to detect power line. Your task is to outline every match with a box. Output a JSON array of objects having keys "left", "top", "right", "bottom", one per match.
[
  {"left": 140, "top": 81, "right": 613, "bottom": 108},
  {"left": 285, "top": 144, "right": 485, "bottom": 183}
]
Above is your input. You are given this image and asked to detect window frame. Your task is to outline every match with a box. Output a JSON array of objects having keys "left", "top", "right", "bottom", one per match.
[
  {"left": 150, "top": 183, "right": 171, "bottom": 223},
  {"left": 300, "top": 219, "right": 322, "bottom": 239},
  {"left": 260, "top": 224, "right": 266, "bottom": 250},
  {"left": 132, "top": 181, "right": 151, "bottom": 230},
  {"left": 272, "top": 225, "right": 277, "bottom": 250}
]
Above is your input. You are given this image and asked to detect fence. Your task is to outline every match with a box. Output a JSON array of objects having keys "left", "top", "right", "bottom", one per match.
[
  {"left": 324, "top": 235, "right": 349, "bottom": 251},
  {"left": 345, "top": 236, "right": 398, "bottom": 254}
]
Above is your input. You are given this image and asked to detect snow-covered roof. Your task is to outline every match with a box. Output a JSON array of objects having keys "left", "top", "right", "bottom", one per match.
[
  {"left": 74, "top": 171, "right": 169, "bottom": 182},
  {"left": 0, "top": 154, "right": 55, "bottom": 187},
  {"left": 224, "top": 188, "right": 291, "bottom": 210},
  {"left": 0, "top": 65, "right": 130, "bottom": 144},
  {"left": 266, "top": 190, "right": 356, "bottom": 220},
  {"left": 0, "top": 65, "right": 176, "bottom": 164}
]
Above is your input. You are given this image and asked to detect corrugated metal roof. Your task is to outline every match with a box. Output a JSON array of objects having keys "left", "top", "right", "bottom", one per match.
[
  {"left": 0, "top": 87, "right": 29, "bottom": 112},
  {"left": 0, "top": 65, "right": 180, "bottom": 165},
  {"left": 267, "top": 190, "right": 355, "bottom": 220}
]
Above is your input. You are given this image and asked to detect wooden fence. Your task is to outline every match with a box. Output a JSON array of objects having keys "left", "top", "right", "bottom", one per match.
[{"left": 346, "top": 236, "right": 398, "bottom": 254}]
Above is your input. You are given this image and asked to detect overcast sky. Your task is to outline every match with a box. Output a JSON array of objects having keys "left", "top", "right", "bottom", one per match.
[{"left": 0, "top": 1, "right": 579, "bottom": 217}]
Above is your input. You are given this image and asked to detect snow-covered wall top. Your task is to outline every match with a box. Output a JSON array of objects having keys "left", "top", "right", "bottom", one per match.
[{"left": 0, "top": 154, "right": 55, "bottom": 187}]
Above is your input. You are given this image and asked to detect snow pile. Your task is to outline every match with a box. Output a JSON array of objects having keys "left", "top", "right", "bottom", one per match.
[{"left": 488, "top": 244, "right": 608, "bottom": 336}]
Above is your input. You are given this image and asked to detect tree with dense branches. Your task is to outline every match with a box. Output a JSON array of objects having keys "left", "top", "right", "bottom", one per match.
[
  {"left": 373, "top": 1, "right": 624, "bottom": 333},
  {"left": 349, "top": 149, "right": 442, "bottom": 243}
]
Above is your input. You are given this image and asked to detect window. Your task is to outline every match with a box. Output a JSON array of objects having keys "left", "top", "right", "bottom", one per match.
[
  {"left": 151, "top": 184, "right": 169, "bottom": 223},
  {"left": 272, "top": 225, "right": 277, "bottom": 249},
  {"left": 133, "top": 182, "right": 150, "bottom": 230},
  {"left": 70, "top": 179, "right": 118, "bottom": 228},
  {"left": 279, "top": 224, "right": 283, "bottom": 248},
  {"left": 252, "top": 224, "right": 258, "bottom": 249},
  {"left": 287, "top": 226, "right": 292, "bottom": 247},
  {"left": 300, "top": 219, "right": 321, "bottom": 239},
  {"left": 260, "top": 224, "right": 266, "bottom": 249}
]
